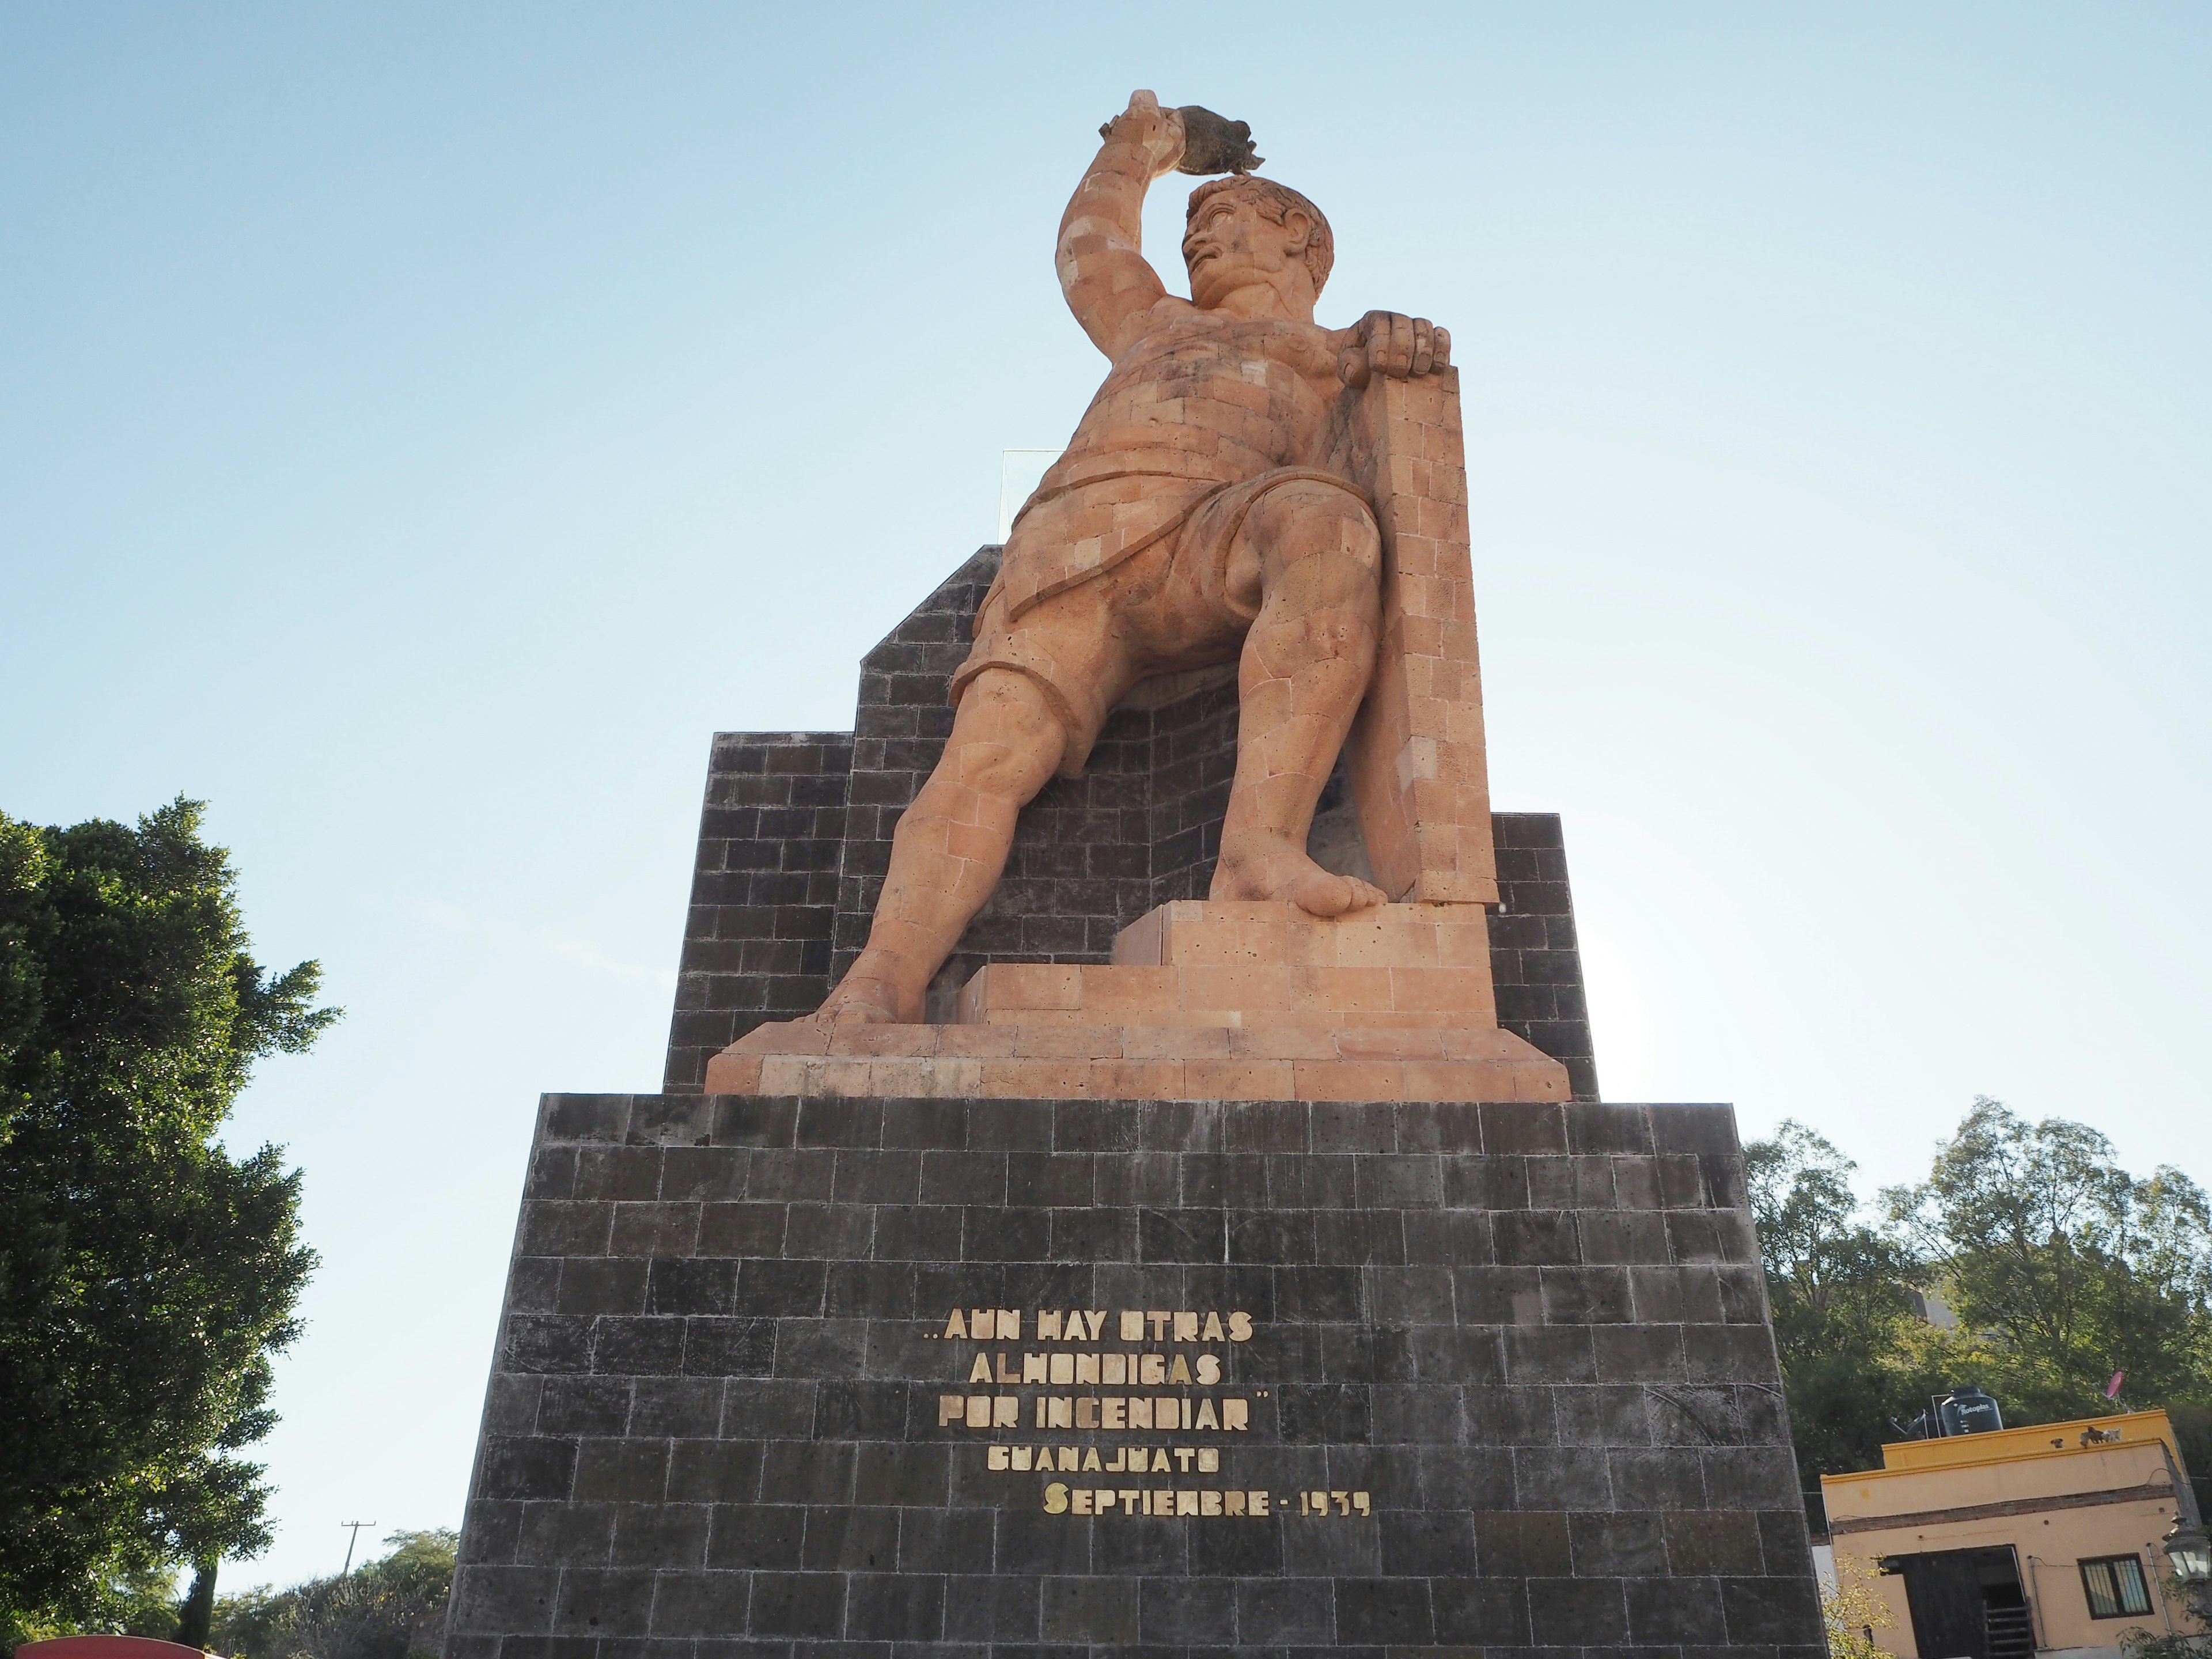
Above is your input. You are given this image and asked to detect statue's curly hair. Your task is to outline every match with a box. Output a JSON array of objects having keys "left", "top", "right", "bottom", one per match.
[{"left": 1185, "top": 176, "right": 1334, "bottom": 296}]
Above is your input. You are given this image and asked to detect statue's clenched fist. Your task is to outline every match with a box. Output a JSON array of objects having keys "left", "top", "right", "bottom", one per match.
[
  {"left": 1338, "top": 311, "right": 1452, "bottom": 388},
  {"left": 1100, "top": 90, "right": 1187, "bottom": 179}
]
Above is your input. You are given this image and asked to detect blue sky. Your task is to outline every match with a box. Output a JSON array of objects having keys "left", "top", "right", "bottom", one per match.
[{"left": 3, "top": 2, "right": 2207, "bottom": 1590}]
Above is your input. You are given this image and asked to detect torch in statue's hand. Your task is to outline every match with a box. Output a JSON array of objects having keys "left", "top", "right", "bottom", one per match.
[
  {"left": 1171, "top": 106, "right": 1262, "bottom": 175},
  {"left": 1100, "top": 94, "right": 1262, "bottom": 176}
]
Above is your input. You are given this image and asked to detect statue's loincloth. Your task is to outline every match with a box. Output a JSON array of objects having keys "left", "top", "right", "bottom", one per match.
[{"left": 954, "top": 465, "right": 1372, "bottom": 775}]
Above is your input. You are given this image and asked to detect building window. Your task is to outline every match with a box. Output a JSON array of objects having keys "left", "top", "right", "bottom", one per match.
[{"left": 2080, "top": 1554, "right": 2154, "bottom": 1619}]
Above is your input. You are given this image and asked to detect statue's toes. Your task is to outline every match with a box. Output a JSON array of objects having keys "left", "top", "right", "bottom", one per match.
[{"left": 1289, "top": 868, "right": 1361, "bottom": 918}]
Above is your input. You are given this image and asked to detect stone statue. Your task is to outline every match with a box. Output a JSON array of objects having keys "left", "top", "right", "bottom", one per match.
[{"left": 817, "top": 90, "right": 1455, "bottom": 1027}]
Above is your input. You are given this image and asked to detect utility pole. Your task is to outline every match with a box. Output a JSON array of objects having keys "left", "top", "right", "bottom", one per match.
[{"left": 339, "top": 1520, "right": 377, "bottom": 1578}]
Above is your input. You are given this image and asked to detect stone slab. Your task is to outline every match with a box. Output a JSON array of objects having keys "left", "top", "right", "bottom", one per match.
[
  {"left": 446, "top": 1092, "right": 1825, "bottom": 1659},
  {"left": 703, "top": 1024, "right": 1568, "bottom": 1104},
  {"left": 1326, "top": 369, "right": 1500, "bottom": 907},
  {"left": 1112, "top": 899, "right": 1497, "bottom": 972}
]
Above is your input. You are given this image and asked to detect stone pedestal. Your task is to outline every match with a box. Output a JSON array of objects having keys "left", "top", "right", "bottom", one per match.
[
  {"left": 704, "top": 902, "right": 1570, "bottom": 1104},
  {"left": 446, "top": 1092, "right": 1826, "bottom": 1658}
]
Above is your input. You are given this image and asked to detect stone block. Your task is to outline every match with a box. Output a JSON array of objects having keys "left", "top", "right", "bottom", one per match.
[{"left": 450, "top": 1092, "right": 1819, "bottom": 1655}]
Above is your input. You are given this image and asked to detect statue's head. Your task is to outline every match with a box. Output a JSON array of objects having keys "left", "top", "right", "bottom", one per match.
[{"left": 1183, "top": 176, "right": 1334, "bottom": 316}]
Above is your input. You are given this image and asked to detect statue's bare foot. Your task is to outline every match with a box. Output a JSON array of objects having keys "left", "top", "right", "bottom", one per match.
[
  {"left": 1211, "top": 838, "right": 1388, "bottom": 916},
  {"left": 810, "top": 974, "right": 909, "bottom": 1028}
]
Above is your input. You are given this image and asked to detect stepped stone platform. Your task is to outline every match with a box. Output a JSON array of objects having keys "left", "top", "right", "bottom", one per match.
[
  {"left": 706, "top": 902, "right": 1570, "bottom": 1104},
  {"left": 445, "top": 1090, "right": 1827, "bottom": 1658}
]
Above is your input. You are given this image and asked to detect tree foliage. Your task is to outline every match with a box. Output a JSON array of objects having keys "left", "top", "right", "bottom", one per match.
[
  {"left": 1748, "top": 1100, "right": 2212, "bottom": 1509},
  {"left": 1745, "top": 1121, "right": 1945, "bottom": 1486},
  {"left": 211, "top": 1531, "right": 456, "bottom": 1659},
  {"left": 0, "top": 799, "right": 337, "bottom": 1641},
  {"left": 1885, "top": 1098, "right": 2212, "bottom": 1424}
]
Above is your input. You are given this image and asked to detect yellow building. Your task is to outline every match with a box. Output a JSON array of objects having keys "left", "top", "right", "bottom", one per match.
[{"left": 1821, "top": 1408, "right": 2205, "bottom": 1658}]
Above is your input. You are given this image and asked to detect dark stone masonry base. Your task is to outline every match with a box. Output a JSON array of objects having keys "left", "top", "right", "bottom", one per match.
[{"left": 448, "top": 1092, "right": 1823, "bottom": 1657}]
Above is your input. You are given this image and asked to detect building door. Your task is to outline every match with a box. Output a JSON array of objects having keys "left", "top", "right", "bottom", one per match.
[{"left": 1893, "top": 1546, "right": 2030, "bottom": 1659}]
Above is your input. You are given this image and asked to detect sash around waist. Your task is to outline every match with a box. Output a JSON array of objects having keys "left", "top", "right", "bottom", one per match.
[{"left": 992, "top": 463, "right": 1368, "bottom": 624}]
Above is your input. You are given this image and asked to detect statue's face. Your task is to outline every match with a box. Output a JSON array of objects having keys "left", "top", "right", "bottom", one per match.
[{"left": 1182, "top": 191, "right": 1307, "bottom": 309}]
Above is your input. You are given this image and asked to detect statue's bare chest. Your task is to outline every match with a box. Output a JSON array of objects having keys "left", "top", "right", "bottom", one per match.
[{"left": 1080, "top": 314, "right": 1338, "bottom": 460}]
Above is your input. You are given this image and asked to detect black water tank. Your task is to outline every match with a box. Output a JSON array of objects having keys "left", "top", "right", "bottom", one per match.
[{"left": 1940, "top": 1385, "right": 2003, "bottom": 1435}]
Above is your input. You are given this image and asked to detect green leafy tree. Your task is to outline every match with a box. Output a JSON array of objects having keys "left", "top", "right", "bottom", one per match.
[
  {"left": 1745, "top": 1120, "right": 1948, "bottom": 1486},
  {"left": 1885, "top": 1098, "right": 2212, "bottom": 1425},
  {"left": 210, "top": 1530, "right": 456, "bottom": 1659},
  {"left": 0, "top": 799, "right": 336, "bottom": 1643}
]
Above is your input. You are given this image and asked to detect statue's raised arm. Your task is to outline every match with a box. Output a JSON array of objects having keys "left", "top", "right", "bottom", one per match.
[
  {"left": 1056, "top": 91, "right": 1184, "bottom": 358},
  {"left": 1057, "top": 92, "right": 1262, "bottom": 359}
]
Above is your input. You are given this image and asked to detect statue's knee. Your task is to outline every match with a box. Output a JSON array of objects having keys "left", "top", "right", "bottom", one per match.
[
  {"left": 1252, "top": 483, "right": 1380, "bottom": 581},
  {"left": 955, "top": 669, "right": 1066, "bottom": 785}
]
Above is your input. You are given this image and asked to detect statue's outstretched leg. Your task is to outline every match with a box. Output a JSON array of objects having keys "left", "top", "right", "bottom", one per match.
[
  {"left": 1211, "top": 481, "right": 1389, "bottom": 915},
  {"left": 816, "top": 668, "right": 1065, "bottom": 1024}
]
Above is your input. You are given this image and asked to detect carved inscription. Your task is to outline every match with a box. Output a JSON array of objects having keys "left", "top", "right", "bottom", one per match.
[{"left": 929, "top": 1304, "right": 1373, "bottom": 1517}]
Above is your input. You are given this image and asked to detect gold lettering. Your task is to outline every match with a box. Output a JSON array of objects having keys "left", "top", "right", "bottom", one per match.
[
  {"left": 1071, "top": 1397, "right": 1093, "bottom": 1430},
  {"left": 1225, "top": 1490, "right": 1247, "bottom": 1516},
  {"left": 1174, "top": 1448, "right": 1194, "bottom": 1472},
  {"left": 1071, "top": 1487, "right": 1092, "bottom": 1515},
  {"left": 1103, "top": 1353, "right": 1128, "bottom": 1386},
  {"left": 995, "top": 1309, "right": 1020, "bottom": 1340},
  {"left": 1075, "top": 1352, "right": 1100, "bottom": 1385},
  {"left": 995, "top": 1353, "right": 1018, "bottom": 1385},
  {"left": 1229, "top": 1311, "right": 1253, "bottom": 1342},
  {"left": 1036, "top": 1309, "right": 1062, "bottom": 1341},
  {"left": 1010, "top": 1447, "right": 1031, "bottom": 1471},
  {"left": 1119, "top": 1490, "right": 1140, "bottom": 1514},
  {"left": 1173, "top": 1311, "right": 1198, "bottom": 1343},
  {"left": 1198, "top": 1448, "right": 1219, "bottom": 1473},
  {"left": 1120, "top": 1310, "right": 1144, "bottom": 1342},
  {"left": 1169, "top": 1354, "right": 1192, "bottom": 1385},
  {"left": 1249, "top": 1490, "right": 1269, "bottom": 1514},
  {"left": 971, "top": 1308, "right": 993, "bottom": 1339},
  {"left": 1150, "top": 1448, "right": 1171, "bottom": 1473},
  {"left": 993, "top": 1396, "right": 1018, "bottom": 1427},
  {"left": 1083, "top": 1446, "right": 1102, "bottom": 1472},
  {"left": 1052, "top": 1397, "right": 1076, "bottom": 1430},
  {"left": 1196, "top": 1354, "right": 1221, "bottom": 1386},
  {"left": 1023, "top": 1353, "right": 1047, "bottom": 1384},
  {"left": 1105, "top": 1446, "right": 1125, "bottom": 1473},
  {"left": 1176, "top": 1490, "right": 1199, "bottom": 1516},
  {"left": 967, "top": 1354, "right": 991, "bottom": 1384},
  {"left": 1201, "top": 1311, "right": 1226, "bottom": 1342},
  {"left": 1082, "top": 1310, "right": 1107, "bottom": 1340},
  {"left": 944, "top": 1309, "right": 967, "bottom": 1340},
  {"left": 1049, "top": 1352, "right": 1073, "bottom": 1386},
  {"left": 1223, "top": 1397, "right": 1249, "bottom": 1431},
  {"left": 1195, "top": 1399, "right": 1218, "bottom": 1430},
  {"left": 1103, "top": 1397, "right": 1125, "bottom": 1430},
  {"left": 1129, "top": 1398, "right": 1152, "bottom": 1430},
  {"left": 965, "top": 1396, "right": 991, "bottom": 1428},
  {"left": 1043, "top": 1481, "right": 1067, "bottom": 1514},
  {"left": 939, "top": 1395, "right": 964, "bottom": 1427},
  {"left": 1140, "top": 1354, "right": 1165, "bottom": 1386},
  {"left": 988, "top": 1445, "right": 1010, "bottom": 1469},
  {"left": 1147, "top": 1311, "right": 1170, "bottom": 1341},
  {"left": 1202, "top": 1488, "right": 1223, "bottom": 1516}
]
